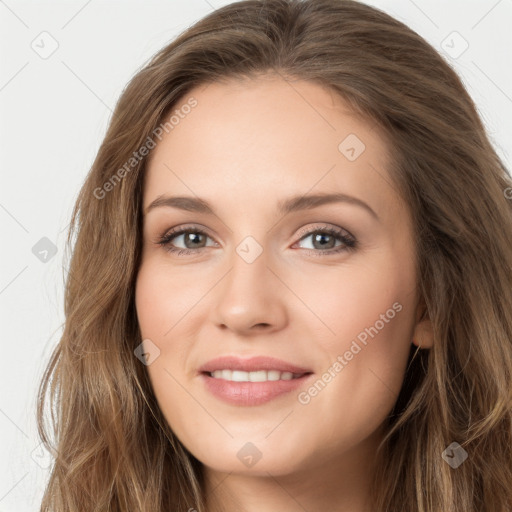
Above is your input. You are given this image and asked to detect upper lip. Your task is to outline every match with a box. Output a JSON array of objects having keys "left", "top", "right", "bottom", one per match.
[{"left": 199, "top": 355, "right": 313, "bottom": 374}]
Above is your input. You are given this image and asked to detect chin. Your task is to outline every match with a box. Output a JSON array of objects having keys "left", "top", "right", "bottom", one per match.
[{"left": 185, "top": 436, "right": 312, "bottom": 477}]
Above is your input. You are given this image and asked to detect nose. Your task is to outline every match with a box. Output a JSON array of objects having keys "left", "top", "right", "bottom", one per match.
[{"left": 211, "top": 249, "right": 288, "bottom": 336}]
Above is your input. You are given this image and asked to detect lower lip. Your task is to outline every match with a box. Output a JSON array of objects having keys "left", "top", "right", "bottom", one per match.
[{"left": 199, "top": 372, "right": 313, "bottom": 406}]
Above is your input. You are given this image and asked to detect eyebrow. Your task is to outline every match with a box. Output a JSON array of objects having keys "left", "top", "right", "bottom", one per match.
[{"left": 144, "top": 192, "right": 379, "bottom": 220}]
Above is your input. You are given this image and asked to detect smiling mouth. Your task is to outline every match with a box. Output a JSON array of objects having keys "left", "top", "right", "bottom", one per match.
[{"left": 203, "top": 369, "right": 312, "bottom": 382}]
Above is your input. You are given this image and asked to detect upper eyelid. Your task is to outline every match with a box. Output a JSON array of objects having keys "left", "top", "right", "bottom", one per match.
[
  {"left": 162, "top": 224, "right": 216, "bottom": 241},
  {"left": 295, "top": 223, "right": 353, "bottom": 239}
]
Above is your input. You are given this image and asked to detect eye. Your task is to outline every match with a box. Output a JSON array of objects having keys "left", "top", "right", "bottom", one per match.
[
  {"left": 156, "top": 225, "right": 217, "bottom": 256},
  {"left": 293, "top": 225, "right": 357, "bottom": 255},
  {"left": 156, "top": 224, "right": 357, "bottom": 256}
]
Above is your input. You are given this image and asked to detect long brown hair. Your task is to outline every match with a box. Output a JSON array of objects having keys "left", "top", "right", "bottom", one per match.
[{"left": 37, "top": 1, "right": 512, "bottom": 510}]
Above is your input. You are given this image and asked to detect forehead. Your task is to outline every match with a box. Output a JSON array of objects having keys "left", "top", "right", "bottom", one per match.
[{"left": 143, "top": 75, "right": 400, "bottom": 221}]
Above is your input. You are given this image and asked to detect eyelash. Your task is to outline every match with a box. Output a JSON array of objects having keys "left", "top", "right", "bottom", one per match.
[{"left": 156, "top": 224, "right": 357, "bottom": 257}]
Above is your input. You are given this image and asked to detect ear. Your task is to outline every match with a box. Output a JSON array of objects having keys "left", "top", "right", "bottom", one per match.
[{"left": 412, "top": 301, "right": 434, "bottom": 349}]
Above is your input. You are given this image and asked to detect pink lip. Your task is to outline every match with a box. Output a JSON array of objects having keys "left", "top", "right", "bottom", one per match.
[{"left": 198, "top": 355, "right": 314, "bottom": 406}]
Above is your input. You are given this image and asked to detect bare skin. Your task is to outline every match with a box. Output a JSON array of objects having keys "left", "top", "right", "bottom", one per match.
[{"left": 135, "top": 74, "right": 433, "bottom": 512}]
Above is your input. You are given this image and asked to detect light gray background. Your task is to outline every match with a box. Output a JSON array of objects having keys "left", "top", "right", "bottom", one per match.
[{"left": 1, "top": 0, "right": 511, "bottom": 510}]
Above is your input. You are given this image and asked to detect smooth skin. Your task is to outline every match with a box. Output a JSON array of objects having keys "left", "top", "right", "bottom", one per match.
[{"left": 135, "top": 74, "right": 434, "bottom": 512}]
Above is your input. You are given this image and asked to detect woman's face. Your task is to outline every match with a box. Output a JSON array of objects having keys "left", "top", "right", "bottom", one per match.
[{"left": 135, "top": 75, "right": 429, "bottom": 477}]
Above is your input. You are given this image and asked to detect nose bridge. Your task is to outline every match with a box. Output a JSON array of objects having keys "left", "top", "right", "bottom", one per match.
[
  {"left": 211, "top": 236, "right": 287, "bottom": 332},
  {"left": 223, "top": 238, "right": 270, "bottom": 305},
  {"left": 224, "top": 228, "right": 271, "bottom": 286}
]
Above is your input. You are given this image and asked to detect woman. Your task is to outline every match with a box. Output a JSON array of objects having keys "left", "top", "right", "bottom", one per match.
[{"left": 37, "top": 0, "right": 512, "bottom": 510}]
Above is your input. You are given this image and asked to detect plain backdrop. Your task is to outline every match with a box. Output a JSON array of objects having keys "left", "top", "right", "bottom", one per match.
[{"left": 1, "top": 0, "right": 511, "bottom": 510}]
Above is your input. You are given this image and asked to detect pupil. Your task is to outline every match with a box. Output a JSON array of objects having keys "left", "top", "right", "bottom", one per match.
[
  {"left": 314, "top": 233, "right": 334, "bottom": 249},
  {"left": 186, "top": 232, "right": 204, "bottom": 248}
]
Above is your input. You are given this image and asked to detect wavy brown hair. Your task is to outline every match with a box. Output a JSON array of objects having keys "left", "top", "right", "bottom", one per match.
[{"left": 37, "top": 0, "right": 512, "bottom": 510}]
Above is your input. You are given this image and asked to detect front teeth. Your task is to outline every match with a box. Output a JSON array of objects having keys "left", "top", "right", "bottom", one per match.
[{"left": 210, "top": 369, "right": 302, "bottom": 382}]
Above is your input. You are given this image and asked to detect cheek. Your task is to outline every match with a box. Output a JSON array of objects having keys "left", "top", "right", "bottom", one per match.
[
  {"left": 135, "top": 258, "right": 206, "bottom": 339},
  {"left": 134, "top": 261, "right": 201, "bottom": 434},
  {"left": 290, "top": 253, "right": 416, "bottom": 450},
  {"left": 287, "top": 247, "right": 415, "bottom": 353},
  {"left": 134, "top": 261, "right": 187, "bottom": 384}
]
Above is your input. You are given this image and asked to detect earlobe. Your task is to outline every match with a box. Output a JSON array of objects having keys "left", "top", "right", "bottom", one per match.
[
  {"left": 412, "top": 317, "right": 434, "bottom": 348},
  {"left": 411, "top": 299, "right": 434, "bottom": 348}
]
